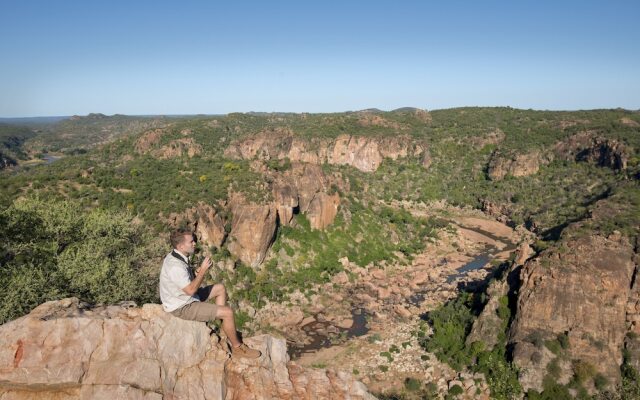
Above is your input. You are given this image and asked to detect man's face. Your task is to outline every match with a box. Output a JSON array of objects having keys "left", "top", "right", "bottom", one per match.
[{"left": 177, "top": 234, "right": 196, "bottom": 255}]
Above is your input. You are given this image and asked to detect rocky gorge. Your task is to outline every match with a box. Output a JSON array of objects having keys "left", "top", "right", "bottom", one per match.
[{"left": 1, "top": 107, "right": 639, "bottom": 399}]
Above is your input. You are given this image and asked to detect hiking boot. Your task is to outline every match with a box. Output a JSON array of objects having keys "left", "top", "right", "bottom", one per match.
[{"left": 231, "top": 343, "right": 261, "bottom": 359}]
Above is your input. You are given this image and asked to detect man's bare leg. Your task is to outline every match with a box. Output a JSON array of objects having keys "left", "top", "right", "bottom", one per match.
[
  {"left": 207, "top": 284, "right": 238, "bottom": 343},
  {"left": 216, "top": 306, "right": 242, "bottom": 347},
  {"left": 207, "top": 283, "right": 227, "bottom": 306},
  {"left": 207, "top": 284, "right": 260, "bottom": 357}
]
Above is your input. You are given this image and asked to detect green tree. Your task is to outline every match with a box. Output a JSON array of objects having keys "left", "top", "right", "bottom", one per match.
[{"left": 0, "top": 197, "right": 162, "bottom": 324}]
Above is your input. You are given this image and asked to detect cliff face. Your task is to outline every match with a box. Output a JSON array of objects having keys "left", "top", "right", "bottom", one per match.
[
  {"left": 163, "top": 162, "right": 342, "bottom": 267},
  {"left": 224, "top": 130, "right": 429, "bottom": 172},
  {"left": 508, "top": 228, "right": 637, "bottom": 392},
  {"left": 0, "top": 298, "right": 375, "bottom": 400},
  {"left": 227, "top": 198, "right": 278, "bottom": 268},
  {"left": 487, "top": 131, "right": 631, "bottom": 181},
  {"left": 553, "top": 131, "right": 629, "bottom": 171},
  {"left": 487, "top": 150, "right": 549, "bottom": 181},
  {"left": 135, "top": 128, "right": 202, "bottom": 159}
]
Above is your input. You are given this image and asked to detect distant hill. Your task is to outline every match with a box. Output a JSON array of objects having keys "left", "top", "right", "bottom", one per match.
[
  {"left": 24, "top": 114, "right": 172, "bottom": 153},
  {"left": 0, "top": 123, "right": 38, "bottom": 168},
  {"left": 0, "top": 116, "right": 69, "bottom": 126}
]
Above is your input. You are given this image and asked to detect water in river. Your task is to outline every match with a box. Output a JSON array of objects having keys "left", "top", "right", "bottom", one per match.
[{"left": 288, "top": 222, "right": 517, "bottom": 358}]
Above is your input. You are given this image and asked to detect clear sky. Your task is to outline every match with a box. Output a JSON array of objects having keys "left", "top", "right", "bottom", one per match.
[{"left": 1, "top": 0, "right": 639, "bottom": 117}]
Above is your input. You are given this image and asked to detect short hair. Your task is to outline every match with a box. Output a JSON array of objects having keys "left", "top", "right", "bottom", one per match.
[{"left": 170, "top": 229, "right": 193, "bottom": 248}]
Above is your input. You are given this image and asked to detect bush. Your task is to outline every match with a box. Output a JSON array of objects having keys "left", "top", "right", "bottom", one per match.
[
  {"left": 448, "top": 384, "right": 463, "bottom": 396},
  {"left": 544, "top": 339, "right": 562, "bottom": 355},
  {"left": 0, "top": 197, "right": 161, "bottom": 323},
  {"left": 404, "top": 377, "right": 421, "bottom": 392},
  {"left": 573, "top": 360, "right": 596, "bottom": 384},
  {"left": 594, "top": 373, "right": 609, "bottom": 391},
  {"left": 420, "top": 293, "right": 475, "bottom": 371}
]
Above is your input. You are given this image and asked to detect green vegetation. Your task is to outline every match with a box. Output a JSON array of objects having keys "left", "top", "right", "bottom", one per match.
[
  {"left": 419, "top": 278, "right": 522, "bottom": 399},
  {"left": 0, "top": 197, "right": 161, "bottom": 324},
  {"left": 1, "top": 108, "right": 639, "bottom": 399},
  {"left": 0, "top": 123, "right": 37, "bottom": 164}
]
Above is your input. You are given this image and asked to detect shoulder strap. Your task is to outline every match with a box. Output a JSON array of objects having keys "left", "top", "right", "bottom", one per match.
[{"left": 171, "top": 250, "right": 195, "bottom": 281}]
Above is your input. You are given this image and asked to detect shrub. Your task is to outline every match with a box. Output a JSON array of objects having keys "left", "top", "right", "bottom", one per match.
[
  {"left": 0, "top": 197, "right": 161, "bottom": 323},
  {"left": 448, "top": 384, "right": 463, "bottom": 396},
  {"left": 404, "top": 377, "right": 421, "bottom": 392},
  {"left": 544, "top": 339, "right": 562, "bottom": 355},
  {"left": 593, "top": 373, "right": 609, "bottom": 391},
  {"left": 572, "top": 360, "right": 596, "bottom": 384}
]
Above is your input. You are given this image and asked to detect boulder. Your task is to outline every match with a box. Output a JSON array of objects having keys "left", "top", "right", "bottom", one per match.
[
  {"left": 227, "top": 201, "right": 277, "bottom": 267},
  {"left": 0, "top": 299, "right": 375, "bottom": 400},
  {"left": 307, "top": 193, "right": 340, "bottom": 230},
  {"left": 195, "top": 203, "right": 227, "bottom": 249}
]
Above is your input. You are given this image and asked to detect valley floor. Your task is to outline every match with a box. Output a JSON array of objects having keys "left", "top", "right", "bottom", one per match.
[{"left": 250, "top": 203, "right": 531, "bottom": 398}]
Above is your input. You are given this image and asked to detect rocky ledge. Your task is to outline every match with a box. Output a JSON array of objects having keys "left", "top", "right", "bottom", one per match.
[
  {"left": 224, "top": 130, "right": 430, "bottom": 173},
  {"left": 0, "top": 298, "right": 374, "bottom": 400}
]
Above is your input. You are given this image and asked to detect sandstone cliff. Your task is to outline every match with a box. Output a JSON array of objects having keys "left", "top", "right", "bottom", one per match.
[
  {"left": 0, "top": 298, "right": 375, "bottom": 400},
  {"left": 553, "top": 131, "right": 629, "bottom": 171},
  {"left": 487, "top": 149, "right": 549, "bottom": 181},
  {"left": 486, "top": 131, "right": 631, "bottom": 181},
  {"left": 508, "top": 227, "right": 637, "bottom": 393},
  {"left": 135, "top": 128, "right": 202, "bottom": 159},
  {"left": 166, "top": 202, "right": 228, "bottom": 250},
  {"left": 224, "top": 130, "right": 429, "bottom": 172},
  {"left": 227, "top": 197, "right": 278, "bottom": 268}
]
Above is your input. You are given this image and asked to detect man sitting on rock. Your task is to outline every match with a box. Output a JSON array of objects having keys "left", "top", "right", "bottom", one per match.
[{"left": 159, "top": 229, "right": 261, "bottom": 359}]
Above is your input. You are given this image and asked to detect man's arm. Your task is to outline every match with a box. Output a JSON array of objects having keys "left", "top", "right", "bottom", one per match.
[{"left": 181, "top": 256, "right": 212, "bottom": 296}]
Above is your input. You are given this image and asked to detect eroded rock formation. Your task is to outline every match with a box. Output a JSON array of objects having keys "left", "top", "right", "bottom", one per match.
[
  {"left": 224, "top": 131, "right": 429, "bottom": 172},
  {"left": 135, "top": 129, "right": 202, "bottom": 159},
  {"left": 227, "top": 197, "right": 278, "bottom": 267},
  {"left": 166, "top": 202, "right": 228, "bottom": 250},
  {"left": 0, "top": 298, "right": 375, "bottom": 400},
  {"left": 487, "top": 150, "right": 549, "bottom": 181},
  {"left": 508, "top": 230, "right": 636, "bottom": 392},
  {"left": 553, "top": 131, "right": 629, "bottom": 171}
]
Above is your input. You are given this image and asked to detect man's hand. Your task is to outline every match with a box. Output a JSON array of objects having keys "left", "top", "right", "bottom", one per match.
[
  {"left": 183, "top": 256, "right": 213, "bottom": 296},
  {"left": 200, "top": 256, "right": 212, "bottom": 273}
]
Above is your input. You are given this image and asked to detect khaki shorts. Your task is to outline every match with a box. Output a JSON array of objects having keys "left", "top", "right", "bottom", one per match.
[{"left": 170, "top": 286, "right": 218, "bottom": 322}]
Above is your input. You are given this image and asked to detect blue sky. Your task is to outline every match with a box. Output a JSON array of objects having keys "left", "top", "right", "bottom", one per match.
[{"left": 1, "top": 0, "right": 639, "bottom": 117}]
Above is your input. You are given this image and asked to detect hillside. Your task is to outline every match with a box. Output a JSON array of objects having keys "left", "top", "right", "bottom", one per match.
[
  {"left": 22, "top": 113, "right": 175, "bottom": 153},
  {"left": 0, "top": 123, "right": 37, "bottom": 168},
  {"left": 1, "top": 107, "right": 639, "bottom": 399}
]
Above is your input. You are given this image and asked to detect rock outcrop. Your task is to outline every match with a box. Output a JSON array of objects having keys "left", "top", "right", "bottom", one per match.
[
  {"left": 0, "top": 298, "right": 375, "bottom": 400},
  {"left": 135, "top": 128, "right": 165, "bottom": 154},
  {"left": 466, "top": 243, "right": 531, "bottom": 351},
  {"left": 135, "top": 129, "right": 202, "bottom": 159},
  {"left": 166, "top": 202, "right": 228, "bottom": 250},
  {"left": 468, "top": 128, "right": 505, "bottom": 148},
  {"left": 224, "top": 130, "right": 429, "bottom": 172},
  {"left": 486, "top": 130, "right": 631, "bottom": 181},
  {"left": 0, "top": 153, "right": 17, "bottom": 169},
  {"left": 508, "top": 230, "right": 636, "bottom": 392},
  {"left": 487, "top": 150, "right": 549, "bottom": 181},
  {"left": 307, "top": 192, "right": 340, "bottom": 230},
  {"left": 227, "top": 197, "right": 278, "bottom": 267},
  {"left": 157, "top": 138, "right": 202, "bottom": 159},
  {"left": 626, "top": 263, "right": 640, "bottom": 372},
  {"left": 553, "top": 131, "right": 630, "bottom": 171}
]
